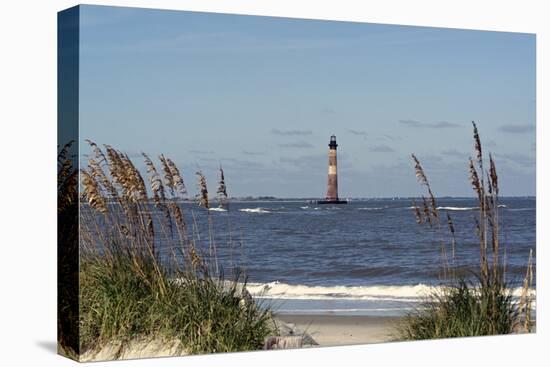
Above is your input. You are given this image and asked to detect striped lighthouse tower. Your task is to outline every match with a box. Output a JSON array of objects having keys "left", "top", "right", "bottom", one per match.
[
  {"left": 318, "top": 135, "right": 347, "bottom": 204},
  {"left": 326, "top": 135, "right": 339, "bottom": 201}
]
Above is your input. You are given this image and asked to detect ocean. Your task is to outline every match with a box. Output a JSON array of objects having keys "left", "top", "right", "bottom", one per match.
[
  {"left": 195, "top": 197, "right": 536, "bottom": 316},
  {"left": 83, "top": 197, "right": 536, "bottom": 317}
]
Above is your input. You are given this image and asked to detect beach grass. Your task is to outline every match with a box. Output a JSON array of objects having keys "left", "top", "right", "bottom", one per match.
[
  {"left": 57, "top": 141, "right": 80, "bottom": 358},
  {"left": 397, "top": 122, "right": 535, "bottom": 340},
  {"left": 79, "top": 254, "right": 274, "bottom": 355},
  {"left": 396, "top": 280, "right": 520, "bottom": 339},
  {"left": 76, "top": 142, "right": 275, "bottom": 359}
]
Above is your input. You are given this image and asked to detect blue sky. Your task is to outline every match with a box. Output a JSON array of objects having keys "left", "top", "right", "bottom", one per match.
[{"left": 78, "top": 5, "right": 536, "bottom": 198}]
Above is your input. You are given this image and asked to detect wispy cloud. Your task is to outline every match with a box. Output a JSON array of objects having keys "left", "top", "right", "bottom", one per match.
[
  {"left": 196, "top": 157, "right": 217, "bottom": 162},
  {"left": 347, "top": 129, "right": 368, "bottom": 136},
  {"left": 399, "top": 119, "right": 460, "bottom": 129},
  {"left": 498, "top": 124, "right": 535, "bottom": 133},
  {"left": 408, "top": 154, "right": 445, "bottom": 166},
  {"left": 369, "top": 145, "right": 395, "bottom": 153},
  {"left": 441, "top": 149, "right": 466, "bottom": 158},
  {"left": 222, "top": 158, "right": 265, "bottom": 169},
  {"left": 189, "top": 149, "right": 215, "bottom": 155},
  {"left": 486, "top": 140, "right": 497, "bottom": 148},
  {"left": 271, "top": 128, "right": 312, "bottom": 136},
  {"left": 383, "top": 134, "right": 399, "bottom": 141},
  {"left": 399, "top": 119, "right": 422, "bottom": 127},
  {"left": 279, "top": 152, "right": 353, "bottom": 171},
  {"left": 321, "top": 108, "right": 336, "bottom": 115},
  {"left": 279, "top": 155, "right": 324, "bottom": 170},
  {"left": 242, "top": 150, "right": 266, "bottom": 156},
  {"left": 432, "top": 121, "right": 460, "bottom": 128},
  {"left": 279, "top": 141, "right": 314, "bottom": 148},
  {"left": 494, "top": 153, "right": 535, "bottom": 167}
]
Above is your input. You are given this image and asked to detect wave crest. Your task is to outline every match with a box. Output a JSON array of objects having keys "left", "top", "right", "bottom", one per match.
[
  {"left": 437, "top": 206, "right": 478, "bottom": 211},
  {"left": 437, "top": 204, "right": 508, "bottom": 211},
  {"left": 246, "top": 282, "right": 437, "bottom": 301},
  {"left": 208, "top": 207, "right": 227, "bottom": 212},
  {"left": 245, "top": 281, "right": 536, "bottom": 302},
  {"left": 239, "top": 208, "right": 270, "bottom": 213}
]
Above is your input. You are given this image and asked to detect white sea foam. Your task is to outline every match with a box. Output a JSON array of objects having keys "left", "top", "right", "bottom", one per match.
[
  {"left": 246, "top": 282, "right": 437, "bottom": 301},
  {"left": 246, "top": 281, "right": 536, "bottom": 302},
  {"left": 357, "top": 207, "right": 385, "bottom": 211},
  {"left": 208, "top": 207, "right": 227, "bottom": 212},
  {"left": 436, "top": 204, "right": 508, "bottom": 211},
  {"left": 437, "top": 206, "right": 478, "bottom": 211},
  {"left": 239, "top": 208, "right": 270, "bottom": 214}
]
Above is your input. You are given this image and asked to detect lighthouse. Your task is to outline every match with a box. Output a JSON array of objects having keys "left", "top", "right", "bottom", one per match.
[{"left": 317, "top": 135, "right": 347, "bottom": 204}]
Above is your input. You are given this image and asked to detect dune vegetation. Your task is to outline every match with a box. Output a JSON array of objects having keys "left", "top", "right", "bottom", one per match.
[
  {"left": 396, "top": 122, "right": 535, "bottom": 340},
  {"left": 60, "top": 141, "right": 276, "bottom": 360}
]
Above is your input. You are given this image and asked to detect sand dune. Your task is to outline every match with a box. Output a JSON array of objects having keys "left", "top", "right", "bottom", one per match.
[{"left": 80, "top": 337, "right": 185, "bottom": 362}]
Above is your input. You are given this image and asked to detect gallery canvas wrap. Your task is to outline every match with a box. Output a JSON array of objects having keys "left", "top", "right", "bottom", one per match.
[{"left": 57, "top": 4, "right": 536, "bottom": 362}]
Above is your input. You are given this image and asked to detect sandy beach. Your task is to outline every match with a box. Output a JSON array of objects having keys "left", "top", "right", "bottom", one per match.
[{"left": 277, "top": 315, "right": 399, "bottom": 346}]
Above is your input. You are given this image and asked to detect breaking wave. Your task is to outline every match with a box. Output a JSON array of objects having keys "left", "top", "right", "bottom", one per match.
[
  {"left": 246, "top": 281, "right": 535, "bottom": 302},
  {"left": 436, "top": 204, "right": 507, "bottom": 211},
  {"left": 246, "top": 282, "right": 437, "bottom": 302},
  {"left": 239, "top": 208, "right": 270, "bottom": 214},
  {"left": 208, "top": 207, "right": 227, "bottom": 212},
  {"left": 437, "top": 206, "right": 479, "bottom": 211}
]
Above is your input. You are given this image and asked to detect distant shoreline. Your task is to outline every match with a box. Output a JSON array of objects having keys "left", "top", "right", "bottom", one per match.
[
  {"left": 85, "top": 196, "right": 536, "bottom": 204},
  {"left": 223, "top": 196, "right": 536, "bottom": 202}
]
